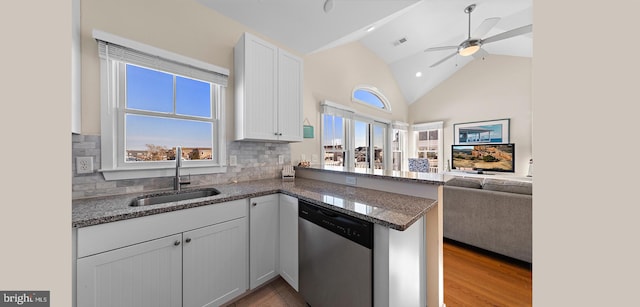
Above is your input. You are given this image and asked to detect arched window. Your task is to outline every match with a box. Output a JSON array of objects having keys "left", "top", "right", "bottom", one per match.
[{"left": 352, "top": 85, "right": 391, "bottom": 112}]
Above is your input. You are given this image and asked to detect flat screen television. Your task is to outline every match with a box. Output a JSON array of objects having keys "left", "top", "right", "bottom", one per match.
[{"left": 451, "top": 143, "right": 515, "bottom": 173}]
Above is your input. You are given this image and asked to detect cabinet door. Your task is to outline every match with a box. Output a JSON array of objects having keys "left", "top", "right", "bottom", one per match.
[
  {"left": 277, "top": 49, "right": 303, "bottom": 142},
  {"left": 279, "top": 194, "right": 299, "bottom": 291},
  {"left": 183, "top": 217, "right": 248, "bottom": 307},
  {"left": 243, "top": 33, "right": 278, "bottom": 140},
  {"left": 77, "top": 234, "right": 183, "bottom": 307},
  {"left": 249, "top": 194, "right": 280, "bottom": 289}
]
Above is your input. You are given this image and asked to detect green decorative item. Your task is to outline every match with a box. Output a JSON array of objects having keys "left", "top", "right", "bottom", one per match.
[{"left": 303, "top": 118, "right": 314, "bottom": 138}]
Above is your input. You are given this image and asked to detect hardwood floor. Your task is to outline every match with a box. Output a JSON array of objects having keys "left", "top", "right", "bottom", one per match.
[
  {"left": 225, "top": 240, "right": 532, "bottom": 307},
  {"left": 223, "top": 277, "right": 306, "bottom": 307},
  {"left": 444, "top": 239, "right": 532, "bottom": 307}
]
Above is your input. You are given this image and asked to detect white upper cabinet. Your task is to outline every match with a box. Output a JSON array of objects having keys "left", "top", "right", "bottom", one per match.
[{"left": 234, "top": 32, "right": 303, "bottom": 142}]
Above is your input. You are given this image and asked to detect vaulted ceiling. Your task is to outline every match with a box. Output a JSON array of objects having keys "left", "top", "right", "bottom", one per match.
[{"left": 197, "top": 0, "right": 532, "bottom": 104}]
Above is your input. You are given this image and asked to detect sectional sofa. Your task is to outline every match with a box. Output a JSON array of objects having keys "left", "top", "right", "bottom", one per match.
[{"left": 443, "top": 176, "right": 532, "bottom": 263}]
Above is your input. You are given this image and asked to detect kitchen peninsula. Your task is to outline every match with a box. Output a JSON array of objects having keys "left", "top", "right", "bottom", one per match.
[{"left": 72, "top": 174, "right": 444, "bottom": 307}]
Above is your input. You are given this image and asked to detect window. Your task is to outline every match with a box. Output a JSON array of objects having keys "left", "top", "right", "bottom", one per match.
[
  {"left": 352, "top": 85, "right": 391, "bottom": 112},
  {"left": 124, "top": 65, "right": 214, "bottom": 163},
  {"left": 411, "top": 122, "right": 444, "bottom": 173},
  {"left": 322, "top": 113, "right": 346, "bottom": 166},
  {"left": 353, "top": 120, "right": 370, "bottom": 168},
  {"left": 372, "top": 123, "right": 386, "bottom": 169},
  {"left": 95, "top": 30, "right": 229, "bottom": 180},
  {"left": 321, "top": 101, "right": 390, "bottom": 170},
  {"left": 391, "top": 121, "right": 409, "bottom": 171}
]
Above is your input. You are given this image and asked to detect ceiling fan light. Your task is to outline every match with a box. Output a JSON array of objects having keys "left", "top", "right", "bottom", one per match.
[{"left": 458, "top": 39, "right": 482, "bottom": 56}]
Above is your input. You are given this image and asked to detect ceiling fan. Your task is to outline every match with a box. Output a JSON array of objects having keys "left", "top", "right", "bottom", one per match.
[{"left": 425, "top": 3, "right": 532, "bottom": 68}]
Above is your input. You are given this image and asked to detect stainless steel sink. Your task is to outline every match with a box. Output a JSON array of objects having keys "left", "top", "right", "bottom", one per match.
[{"left": 130, "top": 188, "right": 220, "bottom": 207}]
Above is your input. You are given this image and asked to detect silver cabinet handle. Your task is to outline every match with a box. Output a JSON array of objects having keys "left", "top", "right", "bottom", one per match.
[
  {"left": 174, "top": 240, "right": 181, "bottom": 246},
  {"left": 185, "top": 238, "right": 191, "bottom": 243}
]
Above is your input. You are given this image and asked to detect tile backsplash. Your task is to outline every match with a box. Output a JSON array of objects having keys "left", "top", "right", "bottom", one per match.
[{"left": 72, "top": 134, "right": 291, "bottom": 199}]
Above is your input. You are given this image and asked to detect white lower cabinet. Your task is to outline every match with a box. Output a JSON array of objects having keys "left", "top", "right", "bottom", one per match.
[
  {"left": 279, "top": 194, "right": 298, "bottom": 291},
  {"left": 249, "top": 194, "right": 280, "bottom": 289},
  {"left": 75, "top": 199, "right": 249, "bottom": 307},
  {"left": 76, "top": 194, "right": 301, "bottom": 307},
  {"left": 183, "top": 218, "right": 248, "bottom": 307},
  {"left": 77, "top": 234, "right": 183, "bottom": 307},
  {"left": 248, "top": 193, "right": 299, "bottom": 291}
]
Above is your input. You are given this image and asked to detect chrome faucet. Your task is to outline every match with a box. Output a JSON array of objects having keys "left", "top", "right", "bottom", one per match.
[{"left": 174, "top": 146, "right": 190, "bottom": 191}]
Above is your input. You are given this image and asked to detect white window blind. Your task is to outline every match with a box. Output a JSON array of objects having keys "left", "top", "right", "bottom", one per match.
[
  {"left": 320, "top": 100, "right": 354, "bottom": 119},
  {"left": 412, "top": 121, "right": 443, "bottom": 131},
  {"left": 95, "top": 31, "right": 228, "bottom": 87},
  {"left": 392, "top": 121, "right": 409, "bottom": 130}
]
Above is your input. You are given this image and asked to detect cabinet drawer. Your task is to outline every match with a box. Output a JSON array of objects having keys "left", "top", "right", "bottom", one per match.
[{"left": 77, "top": 199, "right": 248, "bottom": 258}]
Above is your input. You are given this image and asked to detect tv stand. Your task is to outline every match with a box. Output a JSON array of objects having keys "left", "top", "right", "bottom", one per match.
[{"left": 465, "top": 170, "right": 492, "bottom": 175}]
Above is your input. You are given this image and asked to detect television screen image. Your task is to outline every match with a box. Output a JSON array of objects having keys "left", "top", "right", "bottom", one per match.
[{"left": 451, "top": 143, "right": 515, "bottom": 173}]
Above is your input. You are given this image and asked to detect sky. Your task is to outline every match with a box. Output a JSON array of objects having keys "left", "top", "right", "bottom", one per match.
[{"left": 125, "top": 64, "right": 213, "bottom": 150}]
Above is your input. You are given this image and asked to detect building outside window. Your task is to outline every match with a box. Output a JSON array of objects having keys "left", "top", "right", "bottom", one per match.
[{"left": 322, "top": 113, "right": 346, "bottom": 166}]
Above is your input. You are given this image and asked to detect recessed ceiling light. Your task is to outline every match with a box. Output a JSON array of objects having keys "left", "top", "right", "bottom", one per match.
[
  {"left": 366, "top": 26, "right": 375, "bottom": 32},
  {"left": 415, "top": 72, "right": 422, "bottom": 77}
]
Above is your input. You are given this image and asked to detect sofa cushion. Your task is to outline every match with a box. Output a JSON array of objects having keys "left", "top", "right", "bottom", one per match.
[
  {"left": 445, "top": 177, "right": 483, "bottom": 189},
  {"left": 482, "top": 178, "right": 533, "bottom": 195}
]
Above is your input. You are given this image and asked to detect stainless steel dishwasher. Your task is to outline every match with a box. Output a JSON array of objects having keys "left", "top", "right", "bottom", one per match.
[{"left": 298, "top": 199, "right": 373, "bottom": 307}]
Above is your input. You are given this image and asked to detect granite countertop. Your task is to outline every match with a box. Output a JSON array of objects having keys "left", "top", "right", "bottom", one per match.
[
  {"left": 72, "top": 177, "right": 437, "bottom": 231},
  {"left": 295, "top": 165, "right": 446, "bottom": 184}
]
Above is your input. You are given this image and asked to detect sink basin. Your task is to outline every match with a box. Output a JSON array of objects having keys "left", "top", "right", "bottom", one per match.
[{"left": 130, "top": 188, "right": 221, "bottom": 207}]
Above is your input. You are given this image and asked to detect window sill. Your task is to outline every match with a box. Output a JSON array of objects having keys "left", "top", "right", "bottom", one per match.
[{"left": 100, "top": 165, "right": 227, "bottom": 181}]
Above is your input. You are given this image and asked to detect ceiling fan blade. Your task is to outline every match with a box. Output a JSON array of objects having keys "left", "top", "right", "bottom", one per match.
[
  {"left": 472, "top": 17, "right": 500, "bottom": 39},
  {"left": 483, "top": 24, "right": 533, "bottom": 44},
  {"left": 425, "top": 46, "right": 457, "bottom": 52},
  {"left": 429, "top": 52, "right": 457, "bottom": 68}
]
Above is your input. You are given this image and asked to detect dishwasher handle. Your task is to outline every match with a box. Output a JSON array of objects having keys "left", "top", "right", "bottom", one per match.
[
  {"left": 299, "top": 199, "right": 373, "bottom": 249},
  {"left": 317, "top": 207, "right": 339, "bottom": 218}
]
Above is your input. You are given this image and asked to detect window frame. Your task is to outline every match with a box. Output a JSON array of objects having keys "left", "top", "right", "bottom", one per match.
[
  {"left": 391, "top": 121, "right": 409, "bottom": 171},
  {"left": 411, "top": 121, "right": 444, "bottom": 173},
  {"left": 320, "top": 100, "right": 391, "bottom": 170},
  {"left": 94, "top": 30, "right": 229, "bottom": 180},
  {"left": 351, "top": 85, "right": 392, "bottom": 113}
]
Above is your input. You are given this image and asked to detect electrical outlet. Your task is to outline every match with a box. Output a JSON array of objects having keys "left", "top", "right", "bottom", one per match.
[
  {"left": 278, "top": 155, "right": 284, "bottom": 164},
  {"left": 76, "top": 157, "right": 93, "bottom": 174},
  {"left": 345, "top": 176, "right": 357, "bottom": 185},
  {"left": 229, "top": 155, "right": 237, "bottom": 166}
]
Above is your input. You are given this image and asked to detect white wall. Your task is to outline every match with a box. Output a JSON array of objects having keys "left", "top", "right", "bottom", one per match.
[
  {"left": 408, "top": 55, "right": 532, "bottom": 177},
  {"left": 291, "top": 41, "right": 409, "bottom": 164},
  {"left": 78, "top": 0, "right": 531, "bottom": 176},
  {"left": 79, "top": 0, "right": 300, "bottom": 141},
  {"left": 79, "top": 0, "right": 409, "bottom": 168}
]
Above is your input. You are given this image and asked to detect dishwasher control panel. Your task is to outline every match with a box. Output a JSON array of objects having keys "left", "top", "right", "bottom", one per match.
[{"left": 298, "top": 199, "right": 373, "bottom": 248}]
